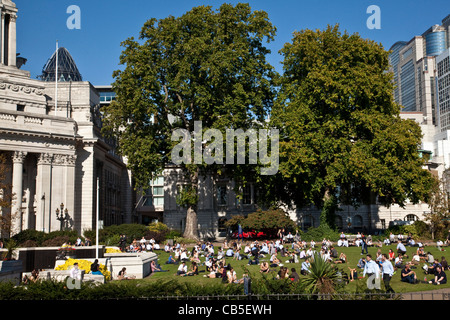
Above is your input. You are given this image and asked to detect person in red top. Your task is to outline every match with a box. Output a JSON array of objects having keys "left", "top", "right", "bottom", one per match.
[{"left": 388, "top": 249, "right": 395, "bottom": 261}]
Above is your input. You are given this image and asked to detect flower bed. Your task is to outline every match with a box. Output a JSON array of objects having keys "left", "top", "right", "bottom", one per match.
[{"left": 55, "top": 258, "right": 111, "bottom": 281}]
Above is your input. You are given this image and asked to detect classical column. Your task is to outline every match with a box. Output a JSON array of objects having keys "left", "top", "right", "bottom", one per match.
[
  {"left": 36, "top": 153, "right": 53, "bottom": 233},
  {"left": 63, "top": 154, "right": 76, "bottom": 231},
  {"left": 11, "top": 151, "right": 26, "bottom": 235},
  {"left": 51, "top": 154, "right": 76, "bottom": 232},
  {"left": 7, "top": 13, "right": 16, "bottom": 67},
  {"left": 0, "top": 12, "right": 5, "bottom": 65}
]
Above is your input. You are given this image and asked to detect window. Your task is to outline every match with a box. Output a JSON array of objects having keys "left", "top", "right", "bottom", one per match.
[
  {"left": 335, "top": 215, "right": 343, "bottom": 229},
  {"left": 16, "top": 104, "right": 25, "bottom": 112},
  {"left": 143, "top": 176, "right": 164, "bottom": 208},
  {"left": 218, "top": 217, "right": 227, "bottom": 232},
  {"left": 353, "top": 215, "right": 363, "bottom": 229},
  {"left": 405, "top": 214, "right": 418, "bottom": 222},
  {"left": 303, "top": 215, "right": 314, "bottom": 229},
  {"left": 99, "top": 91, "right": 116, "bottom": 103},
  {"left": 217, "top": 185, "right": 227, "bottom": 206},
  {"left": 242, "top": 185, "right": 252, "bottom": 205}
]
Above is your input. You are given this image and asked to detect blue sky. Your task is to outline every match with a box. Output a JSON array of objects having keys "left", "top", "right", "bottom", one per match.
[{"left": 14, "top": 0, "right": 450, "bottom": 86}]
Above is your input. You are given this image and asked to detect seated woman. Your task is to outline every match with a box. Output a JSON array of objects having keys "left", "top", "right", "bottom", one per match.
[
  {"left": 151, "top": 260, "right": 167, "bottom": 272},
  {"left": 270, "top": 253, "right": 281, "bottom": 268},
  {"left": 348, "top": 267, "right": 358, "bottom": 281},
  {"left": 204, "top": 264, "right": 217, "bottom": 278},
  {"left": 259, "top": 261, "right": 270, "bottom": 273},
  {"left": 90, "top": 259, "right": 103, "bottom": 275},
  {"left": 184, "top": 261, "right": 199, "bottom": 276},
  {"left": 334, "top": 252, "right": 347, "bottom": 264}
]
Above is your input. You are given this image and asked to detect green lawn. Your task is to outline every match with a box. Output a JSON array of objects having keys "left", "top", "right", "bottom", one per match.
[{"left": 143, "top": 241, "right": 450, "bottom": 294}]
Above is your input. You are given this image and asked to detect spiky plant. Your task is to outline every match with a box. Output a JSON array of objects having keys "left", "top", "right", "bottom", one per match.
[{"left": 301, "top": 253, "right": 341, "bottom": 296}]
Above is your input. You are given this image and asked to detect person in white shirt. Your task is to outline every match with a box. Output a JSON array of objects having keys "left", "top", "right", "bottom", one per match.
[
  {"left": 437, "top": 239, "right": 444, "bottom": 251},
  {"left": 363, "top": 254, "right": 380, "bottom": 289},
  {"left": 299, "top": 249, "right": 306, "bottom": 260},
  {"left": 177, "top": 262, "right": 187, "bottom": 276},
  {"left": 180, "top": 250, "right": 189, "bottom": 262},
  {"left": 70, "top": 262, "right": 81, "bottom": 280}
]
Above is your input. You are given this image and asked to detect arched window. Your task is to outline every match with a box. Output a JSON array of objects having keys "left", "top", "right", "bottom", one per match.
[
  {"left": 353, "top": 215, "right": 363, "bottom": 229},
  {"left": 405, "top": 214, "right": 418, "bottom": 222},
  {"left": 303, "top": 215, "right": 314, "bottom": 229},
  {"left": 335, "top": 215, "right": 343, "bottom": 229},
  {"left": 218, "top": 217, "right": 227, "bottom": 232}
]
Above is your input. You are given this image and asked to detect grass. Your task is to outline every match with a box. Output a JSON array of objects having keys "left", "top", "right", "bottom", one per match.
[{"left": 141, "top": 241, "right": 450, "bottom": 294}]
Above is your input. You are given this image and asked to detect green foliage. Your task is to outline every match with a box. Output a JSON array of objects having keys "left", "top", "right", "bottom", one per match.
[
  {"left": 99, "top": 224, "right": 149, "bottom": 244},
  {"left": 302, "top": 253, "right": 342, "bottom": 294},
  {"left": 224, "top": 215, "right": 246, "bottom": 229},
  {"left": 12, "top": 230, "right": 80, "bottom": 247},
  {"left": 263, "top": 24, "right": 434, "bottom": 216},
  {"left": 147, "top": 222, "right": 169, "bottom": 233},
  {"left": 241, "top": 208, "right": 295, "bottom": 231},
  {"left": 176, "top": 185, "right": 199, "bottom": 208},
  {"left": 223, "top": 209, "right": 295, "bottom": 234},
  {"left": 299, "top": 224, "right": 340, "bottom": 242},
  {"left": 102, "top": 3, "right": 278, "bottom": 189}
]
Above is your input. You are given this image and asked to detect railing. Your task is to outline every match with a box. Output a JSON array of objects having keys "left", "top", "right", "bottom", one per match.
[{"left": 123, "top": 292, "right": 450, "bottom": 300}]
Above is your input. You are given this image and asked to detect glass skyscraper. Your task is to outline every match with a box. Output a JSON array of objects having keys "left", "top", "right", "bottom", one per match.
[{"left": 425, "top": 28, "right": 447, "bottom": 57}]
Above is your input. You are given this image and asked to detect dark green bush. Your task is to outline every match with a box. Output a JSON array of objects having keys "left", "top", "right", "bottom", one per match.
[{"left": 300, "top": 224, "right": 340, "bottom": 241}]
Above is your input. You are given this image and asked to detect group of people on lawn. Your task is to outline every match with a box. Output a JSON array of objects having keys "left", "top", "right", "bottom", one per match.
[
  {"left": 161, "top": 233, "right": 449, "bottom": 290},
  {"left": 351, "top": 237, "right": 448, "bottom": 287},
  {"left": 164, "top": 238, "right": 353, "bottom": 284}
]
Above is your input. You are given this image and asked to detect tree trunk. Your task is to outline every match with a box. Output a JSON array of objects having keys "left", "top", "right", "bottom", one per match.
[
  {"left": 183, "top": 206, "right": 199, "bottom": 240},
  {"left": 183, "top": 169, "right": 199, "bottom": 240}
]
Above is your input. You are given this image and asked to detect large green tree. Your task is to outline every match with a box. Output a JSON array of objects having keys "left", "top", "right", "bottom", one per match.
[
  {"left": 102, "top": 3, "right": 277, "bottom": 239},
  {"left": 264, "top": 25, "right": 435, "bottom": 229}
]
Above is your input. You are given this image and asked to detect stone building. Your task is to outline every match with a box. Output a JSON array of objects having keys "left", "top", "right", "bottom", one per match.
[{"left": 0, "top": 0, "right": 133, "bottom": 236}]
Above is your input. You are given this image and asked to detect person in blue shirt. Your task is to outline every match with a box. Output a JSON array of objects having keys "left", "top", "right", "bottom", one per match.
[
  {"left": 396, "top": 240, "right": 408, "bottom": 258},
  {"left": 381, "top": 254, "right": 395, "bottom": 294},
  {"left": 360, "top": 235, "right": 368, "bottom": 255},
  {"left": 363, "top": 254, "right": 380, "bottom": 278},
  {"left": 363, "top": 254, "right": 381, "bottom": 289},
  {"left": 301, "top": 259, "right": 311, "bottom": 275}
]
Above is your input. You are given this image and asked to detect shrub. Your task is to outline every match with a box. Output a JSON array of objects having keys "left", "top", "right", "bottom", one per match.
[
  {"left": 300, "top": 224, "right": 340, "bottom": 241},
  {"left": 41, "top": 236, "right": 70, "bottom": 247},
  {"left": 12, "top": 229, "right": 46, "bottom": 246}
]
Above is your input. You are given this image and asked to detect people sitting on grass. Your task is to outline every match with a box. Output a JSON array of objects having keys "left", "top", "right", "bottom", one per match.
[
  {"left": 277, "top": 266, "right": 290, "bottom": 279},
  {"left": 400, "top": 264, "right": 417, "bottom": 284},
  {"left": 396, "top": 240, "right": 408, "bottom": 258},
  {"left": 176, "top": 261, "right": 188, "bottom": 276},
  {"left": 428, "top": 265, "right": 447, "bottom": 285},
  {"left": 334, "top": 252, "right": 347, "bottom": 264},
  {"left": 270, "top": 253, "right": 282, "bottom": 267},
  {"left": 301, "top": 258, "right": 311, "bottom": 275},
  {"left": 440, "top": 256, "right": 449, "bottom": 271},
  {"left": 260, "top": 261, "right": 270, "bottom": 273}
]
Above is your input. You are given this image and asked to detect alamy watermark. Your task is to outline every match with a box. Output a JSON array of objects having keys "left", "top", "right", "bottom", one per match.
[
  {"left": 171, "top": 121, "right": 279, "bottom": 175},
  {"left": 67, "top": 5, "right": 81, "bottom": 30},
  {"left": 366, "top": 5, "right": 381, "bottom": 30}
]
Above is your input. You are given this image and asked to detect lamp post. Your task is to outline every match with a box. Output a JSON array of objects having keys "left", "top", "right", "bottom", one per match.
[{"left": 56, "top": 202, "right": 69, "bottom": 231}]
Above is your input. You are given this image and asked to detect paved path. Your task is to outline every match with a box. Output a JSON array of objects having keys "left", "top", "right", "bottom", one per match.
[{"left": 400, "top": 287, "right": 450, "bottom": 300}]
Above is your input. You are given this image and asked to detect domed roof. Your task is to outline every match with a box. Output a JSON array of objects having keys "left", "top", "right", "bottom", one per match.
[{"left": 38, "top": 47, "right": 82, "bottom": 82}]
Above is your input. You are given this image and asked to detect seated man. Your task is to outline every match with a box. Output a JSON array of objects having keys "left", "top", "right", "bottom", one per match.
[
  {"left": 397, "top": 240, "right": 408, "bottom": 258},
  {"left": 400, "top": 264, "right": 417, "bottom": 284}
]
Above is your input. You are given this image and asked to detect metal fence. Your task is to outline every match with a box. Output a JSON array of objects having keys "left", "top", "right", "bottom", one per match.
[{"left": 141, "top": 291, "right": 450, "bottom": 301}]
